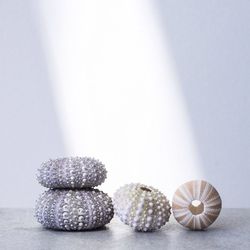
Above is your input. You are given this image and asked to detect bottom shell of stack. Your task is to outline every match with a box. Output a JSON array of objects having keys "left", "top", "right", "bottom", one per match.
[{"left": 35, "top": 188, "right": 114, "bottom": 230}]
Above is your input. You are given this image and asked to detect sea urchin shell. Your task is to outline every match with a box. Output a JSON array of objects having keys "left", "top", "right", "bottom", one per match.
[
  {"left": 172, "top": 180, "right": 222, "bottom": 230},
  {"left": 113, "top": 183, "right": 171, "bottom": 232},
  {"left": 35, "top": 189, "right": 114, "bottom": 230},
  {"left": 37, "top": 157, "right": 107, "bottom": 189}
]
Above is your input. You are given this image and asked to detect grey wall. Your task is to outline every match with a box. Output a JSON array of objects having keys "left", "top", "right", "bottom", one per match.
[
  {"left": 0, "top": 0, "right": 249, "bottom": 207},
  {"left": 153, "top": 0, "right": 250, "bottom": 207},
  {"left": 0, "top": 1, "right": 65, "bottom": 207}
]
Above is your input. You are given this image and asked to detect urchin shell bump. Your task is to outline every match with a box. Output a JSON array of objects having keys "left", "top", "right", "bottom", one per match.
[
  {"left": 35, "top": 189, "right": 114, "bottom": 230},
  {"left": 113, "top": 183, "right": 171, "bottom": 232},
  {"left": 172, "top": 180, "right": 222, "bottom": 230},
  {"left": 37, "top": 157, "right": 107, "bottom": 188}
]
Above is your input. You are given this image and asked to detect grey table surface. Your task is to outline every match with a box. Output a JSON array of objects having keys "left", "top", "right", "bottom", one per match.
[{"left": 0, "top": 208, "right": 249, "bottom": 250}]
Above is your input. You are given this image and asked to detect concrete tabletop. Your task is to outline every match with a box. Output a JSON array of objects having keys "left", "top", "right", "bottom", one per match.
[{"left": 0, "top": 208, "right": 249, "bottom": 250}]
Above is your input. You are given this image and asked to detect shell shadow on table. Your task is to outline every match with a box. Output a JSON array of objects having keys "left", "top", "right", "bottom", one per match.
[{"left": 30, "top": 224, "right": 114, "bottom": 250}]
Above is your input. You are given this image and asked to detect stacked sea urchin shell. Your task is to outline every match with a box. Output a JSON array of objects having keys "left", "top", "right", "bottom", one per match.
[
  {"left": 113, "top": 183, "right": 171, "bottom": 232},
  {"left": 35, "top": 157, "right": 114, "bottom": 230}
]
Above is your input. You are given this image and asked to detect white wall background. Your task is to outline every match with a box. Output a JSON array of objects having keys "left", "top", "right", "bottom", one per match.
[{"left": 0, "top": 0, "right": 249, "bottom": 208}]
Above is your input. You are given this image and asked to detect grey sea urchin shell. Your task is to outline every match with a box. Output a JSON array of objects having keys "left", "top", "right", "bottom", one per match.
[
  {"left": 113, "top": 183, "right": 171, "bottom": 232},
  {"left": 35, "top": 189, "right": 114, "bottom": 230},
  {"left": 37, "top": 157, "right": 107, "bottom": 188}
]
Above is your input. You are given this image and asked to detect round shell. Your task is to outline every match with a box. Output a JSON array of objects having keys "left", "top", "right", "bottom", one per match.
[
  {"left": 172, "top": 180, "right": 222, "bottom": 230},
  {"left": 113, "top": 183, "right": 171, "bottom": 232},
  {"left": 35, "top": 189, "right": 114, "bottom": 230},
  {"left": 37, "top": 157, "right": 107, "bottom": 188}
]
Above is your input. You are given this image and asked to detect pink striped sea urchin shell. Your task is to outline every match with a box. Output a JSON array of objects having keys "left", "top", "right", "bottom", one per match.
[{"left": 172, "top": 180, "right": 222, "bottom": 230}]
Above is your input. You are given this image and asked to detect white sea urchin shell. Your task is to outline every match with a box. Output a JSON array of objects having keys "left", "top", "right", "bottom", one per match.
[
  {"left": 172, "top": 180, "right": 222, "bottom": 230},
  {"left": 113, "top": 183, "right": 171, "bottom": 232},
  {"left": 35, "top": 189, "right": 114, "bottom": 230},
  {"left": 37, "top": 157, "right": 107, "bottom": 188}
]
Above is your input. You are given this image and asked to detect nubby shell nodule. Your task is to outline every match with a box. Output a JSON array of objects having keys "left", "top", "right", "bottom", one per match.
[{"left": 172, "top": 180, "right": 222, "bottom": 230}]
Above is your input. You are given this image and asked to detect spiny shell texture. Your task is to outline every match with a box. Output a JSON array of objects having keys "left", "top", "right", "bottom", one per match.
[
  {"left": 113, "top": 183, "right": 171, "bottom": 232},
  {"left": 35, "top": 189, "right": 114, "bottom": 230},
  {"left": 37, "top": 157, "right": 107, "bottom": 188},
  {"left": 172, "top": 180, "right": 222, "bottom": 230}
]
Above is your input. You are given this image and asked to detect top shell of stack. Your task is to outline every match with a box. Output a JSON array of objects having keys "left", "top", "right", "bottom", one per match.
[{"left": 37, "top": 157, "right": 107, "bottom": 189}]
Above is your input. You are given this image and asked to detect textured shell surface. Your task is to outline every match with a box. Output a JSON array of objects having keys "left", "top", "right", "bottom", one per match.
[
  {"left": 35, "top": 189, "right": 114, "bottom": 230},
  {"left": 113, "top": 183, "right": 171, "bottom": 232},
  {"left": 37, "top": 157, "right": 107, "bottom": 188},
  {"left": 172, "top": 180, "right": 222, "bottom": 230}
]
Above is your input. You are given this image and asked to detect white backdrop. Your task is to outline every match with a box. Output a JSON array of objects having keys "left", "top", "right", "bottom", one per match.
[{"left": 0, "top": 0, "right": 249, "bottom": 208}]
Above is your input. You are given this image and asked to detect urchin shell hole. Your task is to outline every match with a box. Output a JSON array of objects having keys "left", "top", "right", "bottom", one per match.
[
  {"left": 140, "top": 187, "right": 152, "bottom": 192},
  {"left": 189, "top": 200, "right": 204, "bottom": 215}
]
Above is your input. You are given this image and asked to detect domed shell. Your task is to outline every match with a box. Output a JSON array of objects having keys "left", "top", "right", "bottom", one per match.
[
  {"left": 37, "top": 157, "right": 107, "bottom": 188},
  {"left": 113, "top": 183, "right": 171, "bottom": 232},
  {"left": 172, "top": 180, "right": 222, "bottom": 230},
  {"left": 35, "top": 189, "right": 114, "bottom": 230}
]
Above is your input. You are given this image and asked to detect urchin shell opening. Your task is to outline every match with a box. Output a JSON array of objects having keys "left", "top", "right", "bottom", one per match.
[
  {"left": 189, "top": 200, "right": 204, "bottom": 215},
  {"left": 140, "top": 187, "right": 152, "bottom": 192}
]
